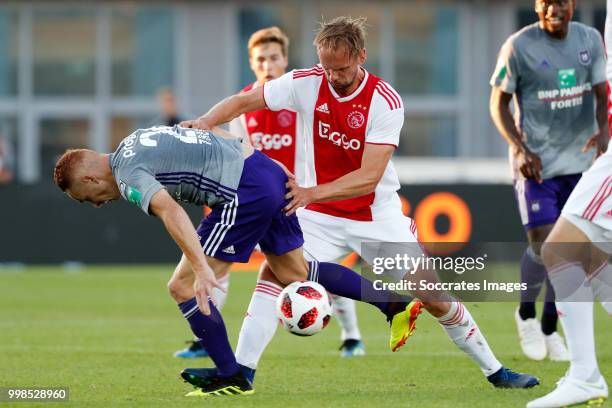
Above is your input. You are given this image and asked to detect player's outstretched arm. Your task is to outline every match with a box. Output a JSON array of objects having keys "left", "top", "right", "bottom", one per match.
[
  {"left": 489, "top": 86, "right": 542, "bottom": 182},
  {"left": 180, "top": 87, "right": 267, "bottom": 130},
  {"left": 284, "top": 143, "right": 393, "bottom": 215},
  {"left": 149, "top": 189, "right": 223, "bottom": 315},
  {"left": 210, "top": 126, "right": 242, "bottom": 141},
  {"left": 582, "top": 82, "right": 610, "bottom": 157}
]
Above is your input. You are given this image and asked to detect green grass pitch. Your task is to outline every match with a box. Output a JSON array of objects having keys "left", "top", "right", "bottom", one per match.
[{"left": 0, "top": 266, "right": 610, "bottom": 407}]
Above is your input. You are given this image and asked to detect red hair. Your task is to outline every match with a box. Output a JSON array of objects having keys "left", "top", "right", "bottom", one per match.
[{"left": 53, "top": 148, "right": 89, "bottom": 191}]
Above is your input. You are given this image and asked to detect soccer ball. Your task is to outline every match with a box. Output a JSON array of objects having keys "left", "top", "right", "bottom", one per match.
[{"left": 276, "top": 281, "right": 332, "bottom": 336}]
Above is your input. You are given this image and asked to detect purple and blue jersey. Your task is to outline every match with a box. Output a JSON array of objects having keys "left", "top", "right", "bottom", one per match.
[{"left": 110, "top": 126, "right": 303, "bottom": 260}]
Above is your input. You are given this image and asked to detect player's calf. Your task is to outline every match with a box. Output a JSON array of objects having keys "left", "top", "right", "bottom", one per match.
[
  {"left": 419, "top": 300, "right": 451, "bottom": 318},
  {"left": 265, "top": 249, "right": 309, "bottom": 285}
]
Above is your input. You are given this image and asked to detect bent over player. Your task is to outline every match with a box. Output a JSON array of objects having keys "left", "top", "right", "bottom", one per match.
[{"left": 53, "top": 125, "right": 421, "bottom": 396}]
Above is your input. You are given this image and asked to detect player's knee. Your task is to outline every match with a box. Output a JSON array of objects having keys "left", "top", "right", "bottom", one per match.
[
  {"left": 540, "top": 241, "right": 558, "bottom": 270},
  {"left": 167, "top": 277, "right": 192, "bottom": 302}
]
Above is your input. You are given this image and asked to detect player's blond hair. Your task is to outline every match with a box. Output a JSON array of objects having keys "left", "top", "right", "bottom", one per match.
[
  {"left": 314, "top": 16, "right": 367, "bottom": 58},
  {"left": 248, "top": 26, "right": 290, "bottom": 57}
]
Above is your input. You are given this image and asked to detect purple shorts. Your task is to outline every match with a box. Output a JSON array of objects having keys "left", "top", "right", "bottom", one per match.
[
  {"left": 514, "top": 173, "right": 582, "bottom": 230},
  {"left": 196, "top": 150, "right": 304, "bottom": 262}
]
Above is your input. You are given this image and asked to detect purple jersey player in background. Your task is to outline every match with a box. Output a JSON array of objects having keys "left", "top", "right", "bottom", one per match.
[{"left": 489, "top": 0, "right": 608, "bottom": 362}]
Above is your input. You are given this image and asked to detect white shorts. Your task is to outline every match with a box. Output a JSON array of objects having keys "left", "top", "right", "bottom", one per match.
[
  {"left": 561, "top": 148, "right": 612, "bottom": 252},
  {"left": 297, "top": 194, "right": 422, "bottom": 280}
]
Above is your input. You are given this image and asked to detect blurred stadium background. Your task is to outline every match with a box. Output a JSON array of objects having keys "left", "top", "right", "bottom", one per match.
[
  {"left": 0, "top": 0, "right": 607, "bottom": 261},
  {"left": 1, "top": 3, "right": 611, "bottom": 407}
]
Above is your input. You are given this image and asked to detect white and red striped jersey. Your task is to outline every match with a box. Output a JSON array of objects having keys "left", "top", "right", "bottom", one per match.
[
  {"left": 264, "top": 65, "right": 404, "bottom": 221},
  {"left": 229, "top": 83, "right": 305, "bottom": 183}
]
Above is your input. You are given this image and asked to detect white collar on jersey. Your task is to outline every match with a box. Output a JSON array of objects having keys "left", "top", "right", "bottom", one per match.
[{"left": 327, "top": 66, "right": 369, "bottom": 103}]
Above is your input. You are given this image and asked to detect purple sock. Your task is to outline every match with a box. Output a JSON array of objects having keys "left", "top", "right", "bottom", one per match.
[
  {"left": 307, "top": 261, "right": 411, "bottom": 319},
  {"left": 178, "top": 297, "right": 238, "bottom": 377},
  {"left": 519, "top": 248, "right": 547, "bottom": 319},
  {"left": 541, "top": 278, "right": 559, "bottom": 335}
]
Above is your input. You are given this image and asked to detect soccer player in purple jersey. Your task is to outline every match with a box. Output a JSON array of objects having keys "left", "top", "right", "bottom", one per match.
[
  {"left": 52, "top": 125, "right": 422, "bottom": 396},
  {"left": 490, "top": 0, "right": 607, "bottom": 363}
]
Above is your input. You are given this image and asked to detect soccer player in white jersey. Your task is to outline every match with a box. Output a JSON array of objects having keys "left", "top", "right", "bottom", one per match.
[
  {"left": 182, "top": 16, "right": 538, "bottom": 390},
  {"left": 175, "top": 26, "right": 366, "bottom": 359},
  {"left": 527, "top": 2, "right": 612, "bottom": 405},
  {"left": 229, "top": 26, "right": 366, "bottom": 358}
]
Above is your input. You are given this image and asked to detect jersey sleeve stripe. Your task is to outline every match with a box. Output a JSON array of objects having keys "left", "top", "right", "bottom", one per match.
[
  {"left": 375, "top": 85, "right": 399, "bottom": 110},
  {"left": 378, "top": 81, "right": 402, "bottom": 108},
  {"left": 365, "top": 141, "right": 398, "bottom": 148},
  {"left": 293, "top": 72, "right": 324, "bottom": 79},
  {"left": 294, "top": 66, "right": 323, "bottom": 74},
  {"left": 379, "top": 81, "right": 402, "bottom": 107},
  {"left": 293, "top": 67, "right": 324, "bottom": 76},
  {"left": 380, "top": 81, "right": 402, "bottom": 108},
  {"left": 293, "top": 68, "right": 324, "bottom": 79},
  {"left": 376, "top": 83, "right": 400, "bottom": 109}
]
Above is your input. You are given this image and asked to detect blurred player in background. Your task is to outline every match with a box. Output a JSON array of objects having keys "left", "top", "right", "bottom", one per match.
[
  {"left": 156, "top": 88, "right": 187, "bottom": 127},
  {"left": 527, "top": 2, "right": 612, "bottom": 406},
  {"left": 182, "top": 16, "right": 538, "bottom": 391},
  {"left": 0, "top": 131, "right": 14, "bottom": 184},
  {"left": 490, "top": 0, "right": 607, "bottom": 362},
  {"left": 229, "top": 26, "right": 366, "bottom": 357}
]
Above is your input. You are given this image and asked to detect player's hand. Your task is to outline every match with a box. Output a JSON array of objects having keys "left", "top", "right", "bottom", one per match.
[
  {"left": 582, "top": 131, "right": 609, "bottom": 158},
  {"left": 284, "top": 180, "right": 315, "bottom": 216},
  {"left": 192, "top": 265, "right": 225, "bottom": 315},
  {"left": 179, "top": 117, "right": 212, "bottom": 130},
  {"left": 515, "top": 147, "right": 543, "bottom": 183}
]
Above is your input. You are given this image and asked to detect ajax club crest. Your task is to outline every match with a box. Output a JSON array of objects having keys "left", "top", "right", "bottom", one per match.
[
  {"left": 277, "top": 110, "right": 294, "bottom": 128},
  {"left": 347, "top": 111, "right": 365, "bottom": 129}
]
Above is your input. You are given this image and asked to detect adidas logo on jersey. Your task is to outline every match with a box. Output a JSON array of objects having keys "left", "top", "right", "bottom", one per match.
[
  {"left": 538, "top": 59, "right": 552, "bottom": 70},
  {"left": 247, "top": 117, "right": 258, "bottom": 127},
  {"left": 221, "top": 245, "right": 236, "bottom": 255},
  {"left": 316, "top": 103, "right": 329, "bottom": 114}
]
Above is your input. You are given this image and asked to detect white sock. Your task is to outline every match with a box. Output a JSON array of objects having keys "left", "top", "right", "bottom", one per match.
[
  {"left": 438, "top": 302, "right": 502, "bottom": 377},
  {"left": 589, "top": 263, "right": 612, "bottom": 312},
  {"left": 331, "top": 295, "right": 362, "bottom": 341},
  {"left": 548, "top": 262, "right": 600, "bottom": 381},
  {"left": 212, "top": 274, "right": 230, "bottom": 310},
  {"left": 235, "top": 280, "right": 281, "bottom": 370}
]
